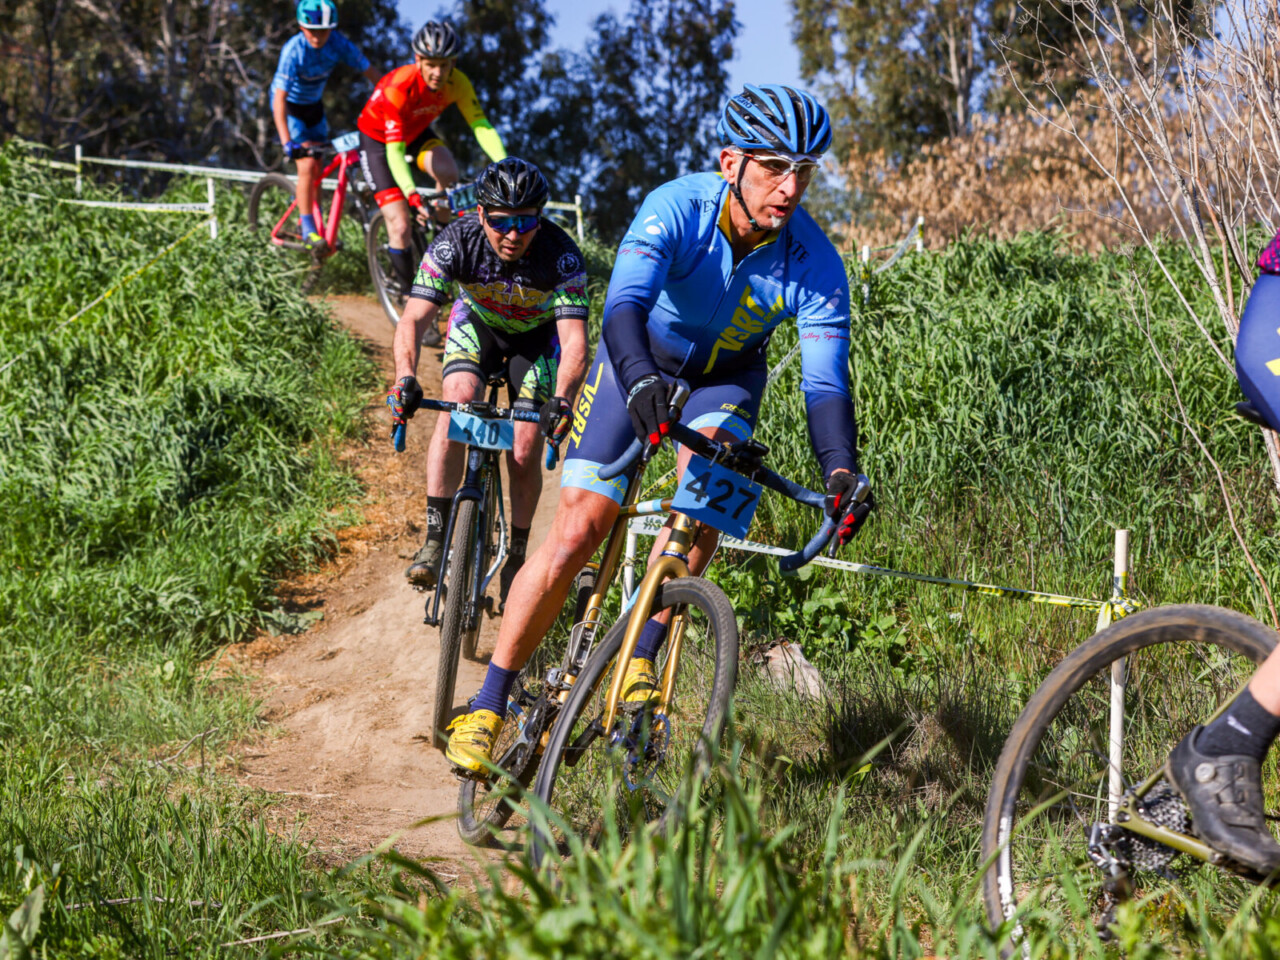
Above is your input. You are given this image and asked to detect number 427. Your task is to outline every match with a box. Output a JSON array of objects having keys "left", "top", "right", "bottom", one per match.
[{"left": 686, "top": 470, "right": 756, "bottom": 519}]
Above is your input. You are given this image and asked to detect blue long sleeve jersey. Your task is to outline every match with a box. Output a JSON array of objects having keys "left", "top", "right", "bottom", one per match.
[
  {"left": 601, "top": 171, "right": 859, "bottom": 477},
  {"left": 271, "top": 32, "right": 370, "bottom": 105}
]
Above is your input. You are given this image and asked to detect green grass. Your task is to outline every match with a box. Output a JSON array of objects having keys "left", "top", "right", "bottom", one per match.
[
  {"left": 0, "top": 147, "right": 377, "bottom": 953},
  {"left": 3, "top": 144, "right": 1279, "bottom": 956}
]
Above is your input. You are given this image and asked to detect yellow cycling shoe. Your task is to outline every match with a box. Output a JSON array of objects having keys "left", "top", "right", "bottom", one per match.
[
  {"left": 621, "top": 656, "right": 660, "bottom": 705},
  {"left": 445, "top": 708, "right": 504, "bottom": 774}
]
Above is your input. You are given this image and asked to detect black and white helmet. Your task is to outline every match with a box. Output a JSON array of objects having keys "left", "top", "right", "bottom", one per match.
[
  {"left": 476, "top": 157, "right": 550, "bottom": 211},
  {"left": 412, "top": 20, "right": 460, "bottom": 59}
]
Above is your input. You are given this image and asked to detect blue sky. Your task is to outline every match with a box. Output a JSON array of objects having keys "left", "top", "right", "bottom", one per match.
[{"left": 393, "top": 0, "right": 807, "bottom": 94}]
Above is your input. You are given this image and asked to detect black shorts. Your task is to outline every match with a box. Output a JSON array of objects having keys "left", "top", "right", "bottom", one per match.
[
  {"left": 441, "top": 300, "right": 560, "bottom": 411},
  {"left": 358, "top": 127, "right": 448, "bottom": 207}
]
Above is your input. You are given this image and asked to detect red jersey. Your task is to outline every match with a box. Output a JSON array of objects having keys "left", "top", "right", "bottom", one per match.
[{"left": 357, "top": 64, "right": 486, "bottom": 144}]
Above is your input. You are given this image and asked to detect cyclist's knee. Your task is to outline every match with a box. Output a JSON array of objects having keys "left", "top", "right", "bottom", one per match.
[
  {"left": 440, "top": 371, "right": 482, "bottom": 403},
  {"left": 421, "top": 146, "right": 458, "bottom": 188}
]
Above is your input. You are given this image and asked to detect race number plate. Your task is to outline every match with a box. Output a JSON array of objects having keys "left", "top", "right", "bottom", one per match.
[
  {"left": 448, "top": 411, "right": 514, "bottom": 451},
  {"left": 671, "top": 454, "right": 761, "bottom": 539},
  {"left": 330, "top": 131, "right": 361, "bottom": 154}
]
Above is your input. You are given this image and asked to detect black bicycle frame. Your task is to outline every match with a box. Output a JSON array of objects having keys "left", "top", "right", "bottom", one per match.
[{"left": 422, "top": 382, "right": 508, "bottom": 629}]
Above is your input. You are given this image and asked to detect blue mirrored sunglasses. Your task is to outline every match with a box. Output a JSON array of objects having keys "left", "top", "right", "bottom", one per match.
[{"left": 484, "top": 213, "right": 540, "bottom": 235}]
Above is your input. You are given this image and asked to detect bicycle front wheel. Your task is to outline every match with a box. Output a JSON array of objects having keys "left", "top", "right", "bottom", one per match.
[
  {"left": 456, "top": 565, "right": 603, "bottom": 847},
  {"left": 249, "top": 173, "right": 321, "bottom": 291},
  {"left": 530, "top": 576, "right": 738, "bottom": 868},
  {"left": 982, "top": 603, "right": 1277, "bottom": 947},
  {"left": 366, "top": 210, "right": 407, "bottom": 327},
  {"left": 433, "top": 498, "right": 479, "bottom": 751}
]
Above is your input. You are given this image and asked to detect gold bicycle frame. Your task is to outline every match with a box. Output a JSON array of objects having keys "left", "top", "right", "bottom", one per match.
[{"left": 555, "top": 460, "right": 709, "bottom": 739}]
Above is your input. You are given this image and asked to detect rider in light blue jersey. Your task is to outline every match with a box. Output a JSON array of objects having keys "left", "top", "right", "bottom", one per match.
[
  {"left": 444, "top": 84, "right": 874, "bottom": 775},
  {"left": 270, "top": 0, "right": 379, "bottom": 252}
]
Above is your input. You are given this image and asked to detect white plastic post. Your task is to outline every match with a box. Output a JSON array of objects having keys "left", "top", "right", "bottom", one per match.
[
  {"left": 75, "top": 145, "right": 82, "bottom": 195},
  {"left": 1107, "top": 529, "right": 1130, "bottom": 821},
  {"left": 207, "top": 178, "right": 218, "bottom": 239},
  {"left": 574, "top": 193, "right": 584, "bottom": 243},
  {"left": 915, "top": 215, "right": 924, "bottom": 253}
]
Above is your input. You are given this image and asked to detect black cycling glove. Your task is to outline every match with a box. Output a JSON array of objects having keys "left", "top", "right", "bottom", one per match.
[
  {"left": 539, "top": 396, "right": 573, "bottom": 443},
  {"left": 285, "top": 140, "right": 307, "bottom": 160},
  {"left": 386, "top": 375, "right": 423, "bottom": 425},
  {"left": 824, "top": 472, "right": 874, "bottom": 546},
  {"left": 625, "top": 375, "right": 671, "bottom": 446}
]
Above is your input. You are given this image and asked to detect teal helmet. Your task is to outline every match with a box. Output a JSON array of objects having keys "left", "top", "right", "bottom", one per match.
[{"left": 297, "top": 0, "right": 338, "bottom": 28}]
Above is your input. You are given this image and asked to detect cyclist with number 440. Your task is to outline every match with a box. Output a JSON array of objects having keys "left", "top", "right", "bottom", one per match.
[
  {"left": 444, "top": 83, "right": 874, "bottom": 774},
  {"left": 387, "top": 157, "right": 590, "bottom": 604}
]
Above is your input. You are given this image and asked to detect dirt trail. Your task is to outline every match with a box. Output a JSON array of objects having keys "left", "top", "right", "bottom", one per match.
[{"left": 230, "top": 294, "right": 561, "bottom": 870}]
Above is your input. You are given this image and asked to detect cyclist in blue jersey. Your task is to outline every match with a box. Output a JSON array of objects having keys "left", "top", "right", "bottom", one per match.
[
  {"left": 1160, "top": 237, "right": 1280, "bottom": 876},
  {"left": 271, "top": 0, "right": 379, "bottom": 253},
  {"left": 445, "top": 83, "right": 874, "bottom": 774}
]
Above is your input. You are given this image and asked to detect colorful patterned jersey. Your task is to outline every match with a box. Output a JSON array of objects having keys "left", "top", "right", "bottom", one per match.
[
  {"left": 271, "top": 32, "right": 369, "bottom": 105},
  {"left": 410, "top": 216, "right": 590, "bottom": 335},
  {"left": 357, "top": 65, "right": 487, "bottom": 145}
]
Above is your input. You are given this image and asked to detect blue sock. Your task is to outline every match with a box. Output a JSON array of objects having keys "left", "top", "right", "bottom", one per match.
[
  {"left": 300, "top": 213, "right": 317, "bottom": 236},
  {"left": 634, "top": 617, "right": 669, "bottom": 662},
  {"left": 472, "top": 664, "right": 518, "bottom": 716}
]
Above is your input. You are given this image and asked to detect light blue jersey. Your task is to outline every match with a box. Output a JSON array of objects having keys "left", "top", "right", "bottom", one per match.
[
  {"left": 271, "top": 32, "right": 369, "bottom": 105},
  {"left": 604, "top": 171, "right": 852, "bottom": 400}
]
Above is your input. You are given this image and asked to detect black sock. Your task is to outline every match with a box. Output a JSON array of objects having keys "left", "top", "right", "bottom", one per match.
[
  {"left": 387, "top": 248, "right": 414, "bottom": 291},
  {"left": 426, "top": 496, "right": 451, "bottom": 544},
  {"left": 509, "top": 525, "right": 530, "bottom": 560},
  {"left": 1197, "top": 686, "right": 1280, "bottom": 763}
]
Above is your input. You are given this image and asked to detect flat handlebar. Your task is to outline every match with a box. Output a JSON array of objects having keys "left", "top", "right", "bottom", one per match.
[
  {"left": 390, "top": 399, "right": 547, "bottom": 459},
  {"left": 599, "top": 420, "right": 837, "bottom": 572}
]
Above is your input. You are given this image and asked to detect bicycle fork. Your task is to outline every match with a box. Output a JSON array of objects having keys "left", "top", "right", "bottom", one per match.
[{"left": 600, "top": 511, "right": 699, "bottom": 735}]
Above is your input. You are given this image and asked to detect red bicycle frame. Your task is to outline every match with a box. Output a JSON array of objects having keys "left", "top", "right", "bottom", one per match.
[{"left": 267, "top": 146, "right": 361, "bottom": 252}]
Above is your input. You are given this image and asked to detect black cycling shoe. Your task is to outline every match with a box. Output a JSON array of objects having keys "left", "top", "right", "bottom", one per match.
[
  {"left": 405, "top": 539, "right": 443, "bottom": 588},
  {"left": 1166, "top": 725, "right": 1280, "bottom": 876}
]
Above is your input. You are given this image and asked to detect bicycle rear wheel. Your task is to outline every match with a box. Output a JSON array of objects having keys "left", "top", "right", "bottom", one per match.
[
  {"left": 248, "top": 173, "right": 321, "bottom": 291},
  {"left": 432, "top": 498, "right": 479, "bottom": 751},
  {"left": 529, "top": 576, "right": 738, "bottom": 869},
  {"left": 982, "top": 604, "right": 1277, "bottom": 950}
]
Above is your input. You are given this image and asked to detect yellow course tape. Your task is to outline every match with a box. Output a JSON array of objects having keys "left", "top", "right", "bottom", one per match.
[{"left": 0, "top": 218, "right": 212, "bottom": 376}]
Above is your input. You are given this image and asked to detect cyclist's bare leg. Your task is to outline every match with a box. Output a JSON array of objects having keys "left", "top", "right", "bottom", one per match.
[
  {"left": 382, "top": 197, "right": 414, "bottom": 251},
  {"left": 490, "top": 485, "right": 619, "bottom": 671},
  {"left": 506, "top": 423, "right": 542, "bottom": 529},
  {"left": 295, "top": 152, "right": 321, "bottom": 228},
  {"left": 426, "top": 369, "right": 484, "bottom": 499},
  {"left": 1249, "top": 644, "right": 1280, "bottom": 713},
  {"left": 418, "top": 144, "right": 459, "bottom": 190}
]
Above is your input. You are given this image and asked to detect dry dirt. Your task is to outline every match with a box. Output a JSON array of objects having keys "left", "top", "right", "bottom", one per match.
[{"left": 224, "top": 294, "right": 562, "bottom": 874}]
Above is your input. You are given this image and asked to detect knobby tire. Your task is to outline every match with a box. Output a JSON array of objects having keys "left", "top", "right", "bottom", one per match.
[
  {"left": 981, "top": 603, "right": 1277, "bottom": 951},
  {"left": 528, "top": 576, "right": 738, "bottom": 870},
  {"left": 433, "top": 498, "right": 478, "bottom": 751}
]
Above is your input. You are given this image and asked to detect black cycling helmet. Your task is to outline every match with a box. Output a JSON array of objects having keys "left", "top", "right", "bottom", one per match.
[
  {"left": 412, "top": 20, "right": 460, "bottom": 59},
  {"left": 475, "top": 157, "right": 551, "bottom": 211}
]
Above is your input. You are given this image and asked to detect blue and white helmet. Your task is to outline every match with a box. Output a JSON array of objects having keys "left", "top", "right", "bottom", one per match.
[
  {"left": 718, "top": 83, "right": 832, "bottom": 156},
  {"left": 297, "top": 0, "right": 338, "bottom": 28}
]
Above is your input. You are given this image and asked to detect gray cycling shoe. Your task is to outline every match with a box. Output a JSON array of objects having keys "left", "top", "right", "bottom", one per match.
[
  {"left": 405, "top": 539, "right": 443, "bottom": 588},
  {"left": 1165, "top": 725, "right": 1280, "bottom": 876}
]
